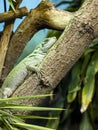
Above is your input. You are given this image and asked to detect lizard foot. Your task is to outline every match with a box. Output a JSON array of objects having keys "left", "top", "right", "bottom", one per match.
[{"left": 2, "top": 88, "right": 12, "bottom": 98}]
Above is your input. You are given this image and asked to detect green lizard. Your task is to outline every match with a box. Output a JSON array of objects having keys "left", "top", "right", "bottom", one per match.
[{"left": 0, "top": 37, "right": 56, "bottom": 98}]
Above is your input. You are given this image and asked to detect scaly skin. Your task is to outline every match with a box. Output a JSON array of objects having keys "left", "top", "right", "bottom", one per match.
[{"left": 0, "top": 37, "right": 56, "bottom": 98}]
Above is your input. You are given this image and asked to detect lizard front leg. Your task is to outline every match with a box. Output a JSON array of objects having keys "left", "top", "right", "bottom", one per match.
[
  {"left": 26, "top": 64, "right": 51, "bottom": 87},
  {"left": 26, "top": 64, "right": 43, "bottom": 79}
]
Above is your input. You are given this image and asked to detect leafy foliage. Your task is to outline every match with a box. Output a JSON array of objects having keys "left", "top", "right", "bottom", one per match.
[{"left": 0, "top": 95, "right": 62, "bottom": 130}]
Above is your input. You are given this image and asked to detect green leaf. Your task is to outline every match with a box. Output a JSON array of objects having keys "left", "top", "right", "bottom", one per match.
[
  {"left": 67, "top": 61, "right": 81, "bottom": 103},
  {"left": 0, "top": 105, "right": 64, "bottom": 111},
  {"left": 81, "top": 53, "right": 91, "bottom": 76},
  {"left": 1, "top": 117, "right": 13, "bottom": 130},
  {"left": 81, "top": 51, "right": 98, "bottom": 112},
  {"left": 8, "top": 0, "right": 16, "bottom": 12},
  {"left": 0, "top": 94, "right": 52, "bottom": 102},
  {"left": 13, "top": 122, "right": 55, "bottom": 130},
  {"left": 15, "top": 115, "right": 58, "bottom": 120},
  {"left": 79, "top": 112, "right": 93, "bottom": 130}
]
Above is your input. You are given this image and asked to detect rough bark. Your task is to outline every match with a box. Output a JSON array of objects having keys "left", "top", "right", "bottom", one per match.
[{"left": 10, "top": 0, "right": 98, "bottom": 115}]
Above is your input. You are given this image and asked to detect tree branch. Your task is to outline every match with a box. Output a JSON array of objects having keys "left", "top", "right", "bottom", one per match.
[{"left": 0, "top": 7, "right": 28, "bottom": 23}]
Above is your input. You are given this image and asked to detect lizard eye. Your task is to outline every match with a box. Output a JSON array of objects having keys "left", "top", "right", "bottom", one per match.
[
  {"left": 42, "top": 42, "right": 47, "bottom": 47},
  {"left": 43, "top": 39, "right": 49, "bottom": 44}
]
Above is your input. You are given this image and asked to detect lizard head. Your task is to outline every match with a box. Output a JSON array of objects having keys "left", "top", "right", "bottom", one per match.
[{"left": 41, "top": 37, "right": 56, "bottom": 53}]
